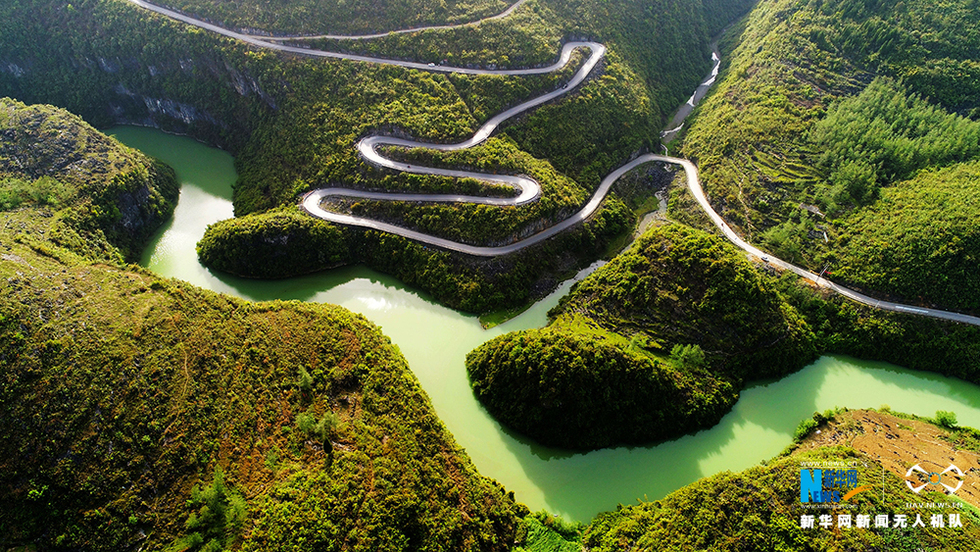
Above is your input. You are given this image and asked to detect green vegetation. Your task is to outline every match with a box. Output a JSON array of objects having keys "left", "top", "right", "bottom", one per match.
[
  {"left": 809, "top": 78, "right": 980, "bottom": 208},
  {"left": 669, "top": 343, "right": 706, "bottom": 369},
  {"left": 792, "top": 408, "right": 842, "bottom": 443},
  {"left": 935, "top": 410, "right": 958, "bottom": 429},
  {"left": 168, "top": 467, "right": 247, "bottom": 552},
  {"left": 680, "top": 0, "right": 980, "bottom": 312},
  {"left": 793, "top": 416, "right": 820, "bottom": 443},
  {"left": 294, "top": 410, "right": 340, "bottom": 445},
  {"left": 468, "top": 217, "right": 980, "bottom": 449},
  {"left": 167, "top": 0, "right": 513, "bottom": 35},
  {"left": 829, "top": 161, "right": 980, "bottom": 312},
  {"left": 0, "top": 101, "right": 522, "bottom": 551},
  {"left": 0, "top": 97, "right": 179, "bottom": 261},
  {"left": 581, "top": 443, "right": 980, "bottom": 551},
  {"left": 0, "top": 0, "right": 268, "bottom": 151},
  {"left": 0, "top": 175, "right": 73, "bottom": 210},
  {"left": 0, "top": 0, "right": 757, "bottom": 313},
  {"left": 197, "top": 209, "right": 353, "bottom": 278},
  {"left": 468, "top": 327, "right": 738, "bottom": 449},
  {"left": 202, "top": 193, "right": 633, "bottom": 313},
  {"left": 306, "top": 1, "right": 563, "bottom": 70},
  {"left": 466, "top": 224, "right": 816, "bottom": 449},
  {"left": 550, "top": 224, "right": 816, "bottom": 379},
  {"left": 772, "top": 272, "right": 980, "bottom": 383},
  {"left": 326, "top": 135, "right": 594, "bottom": 245},
  {"left": 6, "top": 0, "right": 980, "bottom": 546},
  {"left": 512, "top": 511, "right": 582, "bottom": 552}
]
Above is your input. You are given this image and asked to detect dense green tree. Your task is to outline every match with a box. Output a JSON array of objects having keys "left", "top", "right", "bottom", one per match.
[{"left": 466, "top": 224, "right": 817, "bottom": 449}]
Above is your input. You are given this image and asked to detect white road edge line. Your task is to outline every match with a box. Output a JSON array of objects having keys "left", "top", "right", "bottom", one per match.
[{"left": 128, "top": 0, "right": 980, "bottom": 327}]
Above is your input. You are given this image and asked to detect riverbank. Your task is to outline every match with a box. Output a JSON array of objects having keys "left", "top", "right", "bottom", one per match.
[{"left": 118, "top": 123, "right": 980, "bottom": 520}]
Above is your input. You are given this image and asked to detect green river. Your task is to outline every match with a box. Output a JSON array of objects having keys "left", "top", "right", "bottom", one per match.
[{"left": 112, "top": 125, "right": 980, "bottom": 522}]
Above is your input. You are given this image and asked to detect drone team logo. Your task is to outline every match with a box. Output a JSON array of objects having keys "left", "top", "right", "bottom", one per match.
[{"left": 905, "top": 464, "right": 965, "bottom": 494}]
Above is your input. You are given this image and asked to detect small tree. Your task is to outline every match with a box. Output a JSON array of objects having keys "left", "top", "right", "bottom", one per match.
[
  {"left": 297, "top": 365, "right": 313, "bottom": 398},
  {"left": 168, "top": 467, "right": 246, "bottom": 552},
  {"left": 670, "top": 344, "right": 706, "bottom": 369},
  {"left": 295, "top": 412, "right": 316, "bottom": 435},
  {"left": 314, "top": 412, "right": 340, "bottom": 443},
  {"left": 296, "top": 411, "right": 340, "bottom": 444}
]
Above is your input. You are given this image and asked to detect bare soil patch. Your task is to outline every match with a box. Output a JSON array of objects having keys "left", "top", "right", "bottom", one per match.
[{"left": 800, "top": 410, "right": 980, "bottom": 508}]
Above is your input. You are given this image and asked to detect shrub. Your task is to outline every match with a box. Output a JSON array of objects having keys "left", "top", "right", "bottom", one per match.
[
  {"left": 531, "top": 510, "right": 582, "bottom": 539},
  {"left": 670, "top": 343, "right": 706, "bottom": 369},
  {"left": 296, "top": 411, "right": 340, "bottom": 443},
  {"left": 295, "top": 412, "right": 316, "bottom": 435},
  {"left": 794, "top": 417, "right": 820, "bottom": 442},
  {"left": 297, "top": 365, "right": 313, "bottom": 397},
  {"left": 168, "top": 467, "right": 246, "bottom": 552},
  {"left": 314, "top": 412, "right": 340, "bottom": 443},
  {"left": 935, "top": 410, "right": 958, "bottom": 429}
]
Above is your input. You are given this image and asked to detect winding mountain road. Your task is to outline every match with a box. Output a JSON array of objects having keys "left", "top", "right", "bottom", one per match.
[
  {"left": 127, "top": 0, "right": 577, "bottom": 76},
  {"left": 671, "top": 158, "right": 980, "bottom": 326},
  {"left": 242, "top": 0, "right": 531, "bottom": 41},
  {"left": 128, "top": 0, "right": 980, "bottom": 326}
]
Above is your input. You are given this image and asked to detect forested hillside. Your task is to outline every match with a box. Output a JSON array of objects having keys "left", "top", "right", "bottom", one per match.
[
  {"left": 0, "top": 100, "right": 524, "bottom": 551},
  {"left": 0, "top": 0, "right": 754, "bottom": 313},
  {"left": 679, "top": 0, "right": 980, "bottom": 313},
  {"left": 830, "top": 161, "right": 980, "bottom": 312},
  {"left": 165, "top": 0, "right": 514, "bottom": 35}
]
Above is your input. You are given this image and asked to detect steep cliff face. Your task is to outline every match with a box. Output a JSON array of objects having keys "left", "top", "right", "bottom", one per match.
[{"left": 0, "top": 0, "right": 279, "bottom": 151}]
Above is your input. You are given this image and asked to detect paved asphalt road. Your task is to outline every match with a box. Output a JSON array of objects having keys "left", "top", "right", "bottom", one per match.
[
  {"left": 242, "top": 0, "right": 532, "bottom": 40},
  {"left": 129, "top": 0, "right": 980, "bottom": 326}
]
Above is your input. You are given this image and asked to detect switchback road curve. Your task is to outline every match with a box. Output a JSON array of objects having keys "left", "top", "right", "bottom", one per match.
[{"left": 128, "top": 0, "right": 980, "bottom": 326}]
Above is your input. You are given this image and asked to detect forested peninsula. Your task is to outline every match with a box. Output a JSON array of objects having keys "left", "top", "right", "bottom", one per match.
[
  {"left": 467, "top": 223, "right": 816, "bottom": 449},
  {"left": 467, "top": 219, "right": 980, "bottom": 450}
]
